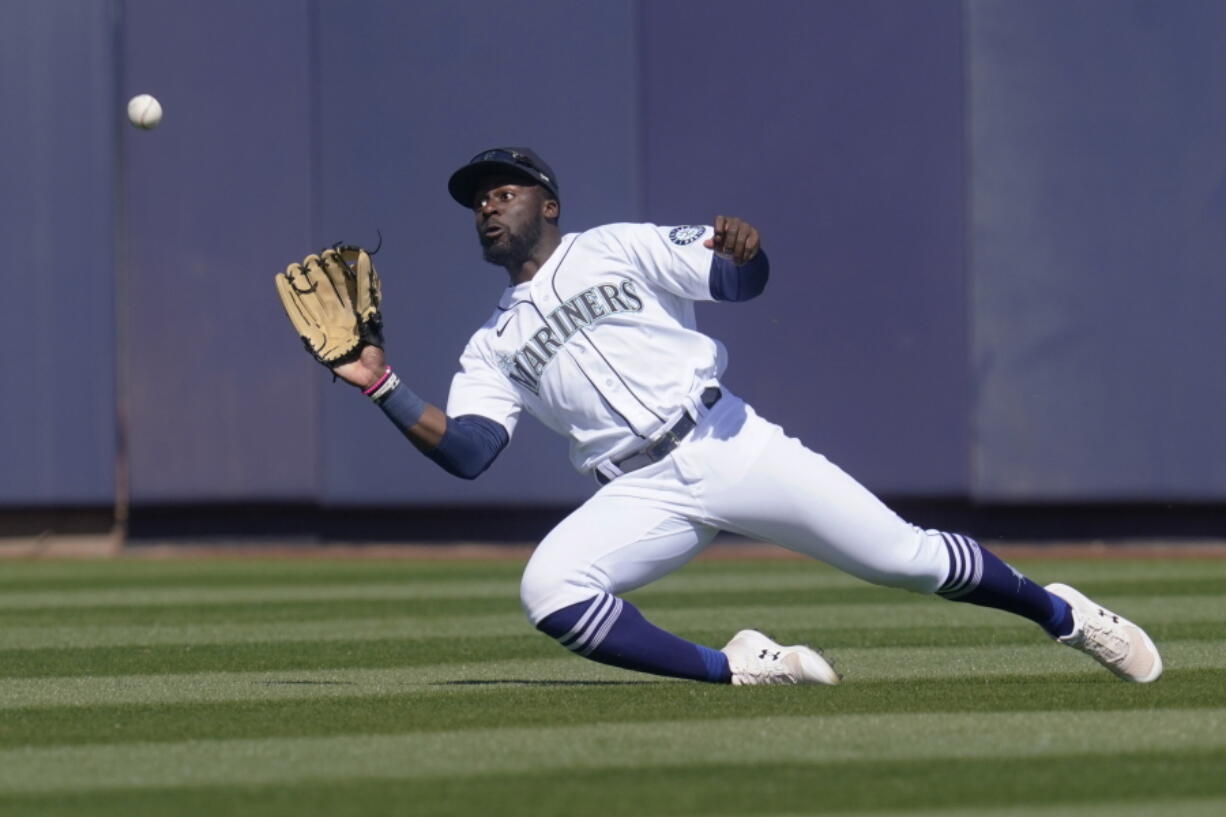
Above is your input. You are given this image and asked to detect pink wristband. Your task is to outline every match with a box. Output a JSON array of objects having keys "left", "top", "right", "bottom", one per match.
[{"left": 362, "top": 366, "right": 393, "bottom": 396}]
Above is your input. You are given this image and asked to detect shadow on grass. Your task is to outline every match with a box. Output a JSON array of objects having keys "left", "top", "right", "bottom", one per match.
[
  {"left": 259, "top": 680, "right": 358, "bottom": 686},
  {"left": 435, "top": 679, "right": 661, "bottom": 687}
]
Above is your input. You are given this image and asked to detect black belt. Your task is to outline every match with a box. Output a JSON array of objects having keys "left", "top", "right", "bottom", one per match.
[{"left": 595, "top": 387, "right": 722, "bottom": 485}]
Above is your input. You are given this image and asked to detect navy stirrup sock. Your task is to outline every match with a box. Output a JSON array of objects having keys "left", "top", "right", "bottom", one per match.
[
  {"left": 936, "top": 533, "right": 1074, "bottom": 638},
  {"left": 537, "top": 593, "right": 732, "bottom": 683}
]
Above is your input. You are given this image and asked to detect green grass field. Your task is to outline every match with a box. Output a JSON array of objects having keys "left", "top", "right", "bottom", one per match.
[{"left": 0, "top": 554, "right": 1223, "bottom": 816}]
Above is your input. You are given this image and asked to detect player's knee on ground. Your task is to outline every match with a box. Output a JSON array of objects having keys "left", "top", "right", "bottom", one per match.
[{"left": 519, "top": 556, "right": 613, "bottom": 627}]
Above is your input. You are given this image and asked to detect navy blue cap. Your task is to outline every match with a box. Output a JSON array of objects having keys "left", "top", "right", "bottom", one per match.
[{"left": 448, "top": 147, "right": 560, "bottom": 207}]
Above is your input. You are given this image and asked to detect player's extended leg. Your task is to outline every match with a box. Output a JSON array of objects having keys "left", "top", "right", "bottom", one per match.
[
  {"left": 928, "top": 533, "right": 1158, "bottom": 681},
  {"left": 520, "top": 457, "right": 837, "bottom": 685},
  {"left": 683, "top": 399, "right": 1162, "bottom": 682},
  {"left": 926, "top": 535, "right": 1157, "bottom": 682}
]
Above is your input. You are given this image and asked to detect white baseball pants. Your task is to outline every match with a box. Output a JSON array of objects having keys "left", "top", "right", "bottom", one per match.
[{"left": 520, "top": 391, "right": 953, "bottom": 625}]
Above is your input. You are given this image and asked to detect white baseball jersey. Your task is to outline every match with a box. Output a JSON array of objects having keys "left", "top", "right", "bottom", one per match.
[
  {"left": 438, "top": 220, "right": 951, "bottom": 628},
  {"left": 446, "top": 223, "right": 728, "bottom": 473}
]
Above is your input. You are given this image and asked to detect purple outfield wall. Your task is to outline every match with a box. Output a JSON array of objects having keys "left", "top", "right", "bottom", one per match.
[
  {"left": 0, "top": 0, "right": 117, "bottom": 504},
  {"left": 640, "top": 0, "right": 968, "bottom": 496},
  {"left": 2, "top": 0, "right": 1224, "bottom": 514},
  {"left": 969, "top": 0, "right": 1226, "bottom": 500}
]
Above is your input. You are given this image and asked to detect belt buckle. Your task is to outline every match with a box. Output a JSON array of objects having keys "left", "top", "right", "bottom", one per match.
[{"left": 648, "top": 429, "right": 680, "bottom": 462}]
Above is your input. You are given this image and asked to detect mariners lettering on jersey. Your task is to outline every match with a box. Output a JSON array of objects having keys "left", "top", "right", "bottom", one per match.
[{"left": 496, "top": 279, "right": 644, "bottom": 395}]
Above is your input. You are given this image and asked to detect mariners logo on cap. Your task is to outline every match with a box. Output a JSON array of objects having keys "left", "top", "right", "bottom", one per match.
[{"left": 668, "top": 225, "right": 706, "bottom": 246}]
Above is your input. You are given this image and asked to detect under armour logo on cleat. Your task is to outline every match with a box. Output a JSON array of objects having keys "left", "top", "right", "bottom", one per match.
[{"left": 758, "top": 649, "right": 781, "bottom": 660}]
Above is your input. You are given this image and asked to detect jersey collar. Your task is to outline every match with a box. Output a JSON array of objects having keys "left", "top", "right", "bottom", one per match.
[{"left": 495, "top": 233, "right": 578, "bottom": 310}]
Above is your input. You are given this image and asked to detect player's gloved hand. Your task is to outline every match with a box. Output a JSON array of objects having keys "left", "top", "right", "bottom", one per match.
[
  {"left": 274, "top": 245, "right": 385, "bottom": 386},
  {"left": 705, "top": 215, "right": 760, "bottom": 266}
]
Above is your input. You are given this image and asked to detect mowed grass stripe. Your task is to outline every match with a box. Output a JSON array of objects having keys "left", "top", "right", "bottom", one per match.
[
  {"left": 2, "top": 553, "right": 1223, "bottom": 587},
  {"left": 4, "top": 668, "right": 1222, "bottom": 750},
  {"left": 788, "top": 798, "right": 1226, "bottom": 817},
  {"left": 0, "top": 588, "right": 913, "bottom": 626},
  {"left": 0, "top": 580, "right": 520, "bottom": 609},
  {"left": 0, "top": 597, "right": 526, "bottom": 627},
  {"left": 0, "top": 583, "right": 1210, "bottom": 626},
  {"left": 0, "top": 559, "right": 527, "bottom": 590},
  {"left": 0, "top": 592, "right": 934, "bottom": 628},
  {"left": 0, "top": 709, "right": 1221, "bottom": 795},
  {"left": 0, "top": 574, "right": 932, "bottom": 614},
  {"left": 3, "top": 586, "right": 1216, "bottom": 630},
  {"left": 3, "top": 620, "right": 1222, "bottom": 680},
  {"left": 994, "top": 557, "right": 1226, "bottom": 582},
  {"left": 5, "top": 753, "right": 1223, "bottom": 817},
  {"left": 4, "top": 557, "right": 1224, "bottom": 609},
  {"left": 641, "top": 557, "right": 1226, "bottom": 592},
  {"left": 0, "top": 593, "right": 1218, "bottom": 651},
  {"left": 1, "top": 639, "right": 1221, "bottom": 710},
  {"left": 0, "top": 568, "right": 871, "bottom": 609},
  {"left": 0, "top": 634, "right": 548, "bottom": 679}
]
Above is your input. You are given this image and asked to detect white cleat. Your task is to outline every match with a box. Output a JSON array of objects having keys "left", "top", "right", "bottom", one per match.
[
  {"left": 721, "top": 629, "right": 841, "bottom": 686},
  {"left": 1046, "top": 583, "right": 1163, "bottom": 683}
]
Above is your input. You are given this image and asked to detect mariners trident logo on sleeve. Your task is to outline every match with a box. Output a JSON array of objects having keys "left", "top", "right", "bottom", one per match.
[
  {"left": 496, "top": 279, "right": 644, "bottom": 395},
  {"left": 668, "top": 225, "right": 706, "bottom": 245}
]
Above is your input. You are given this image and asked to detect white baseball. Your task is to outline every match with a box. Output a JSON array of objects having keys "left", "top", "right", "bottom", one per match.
[{"left": 127, "top": 94, "right": 163, "bottom": 130}]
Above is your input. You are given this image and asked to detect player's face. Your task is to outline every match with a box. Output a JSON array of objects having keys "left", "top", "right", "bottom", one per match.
[{"left": 472, "top": 176, "right": 555, "bottom": 267}]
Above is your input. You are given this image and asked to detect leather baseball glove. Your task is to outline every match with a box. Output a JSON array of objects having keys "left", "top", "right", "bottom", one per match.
[{"left": 274, "top": 245, "right": 383, "bottom": 367}]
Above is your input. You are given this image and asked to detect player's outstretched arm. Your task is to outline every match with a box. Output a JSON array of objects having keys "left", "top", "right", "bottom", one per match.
[
  {"left": 332, "top": 345, "right": 446, "bottom": 450},
  {"left": 275, "top": 248, "right": 506, "bottom": 479},
  {"left": 334, "top": 346, "right": 508, "bottom": 480}
]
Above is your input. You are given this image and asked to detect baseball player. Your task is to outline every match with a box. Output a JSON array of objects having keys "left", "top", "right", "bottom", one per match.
[{"left": 275, "top": 146, "right": 1162, "bottom": 685}]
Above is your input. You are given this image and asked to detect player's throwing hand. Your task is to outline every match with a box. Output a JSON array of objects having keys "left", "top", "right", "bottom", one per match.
[{"left": 704, "top": 215, "right": 760, "bottom": 265}]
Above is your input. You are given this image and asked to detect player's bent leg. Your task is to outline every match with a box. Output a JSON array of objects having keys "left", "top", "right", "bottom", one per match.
[
  {"left": 518, "top": 483, "right": 716, "bottom": 624},
  {"left": 520, "top": 484, "right": 732, "bottom": 683},
  {"left": 534, "top": 599, "right": 839, "bottom": 686},
  {"left": 535, "top": 593, "right": 730, "bottom": 682}
]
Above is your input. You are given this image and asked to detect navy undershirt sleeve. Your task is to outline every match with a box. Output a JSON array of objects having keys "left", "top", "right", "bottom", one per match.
[
  {"left": 708, "top": 248, "right": 770, "bottom": 302},
  {"left": 424, "top": 414, "right": 510, "bottom": 480}
]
